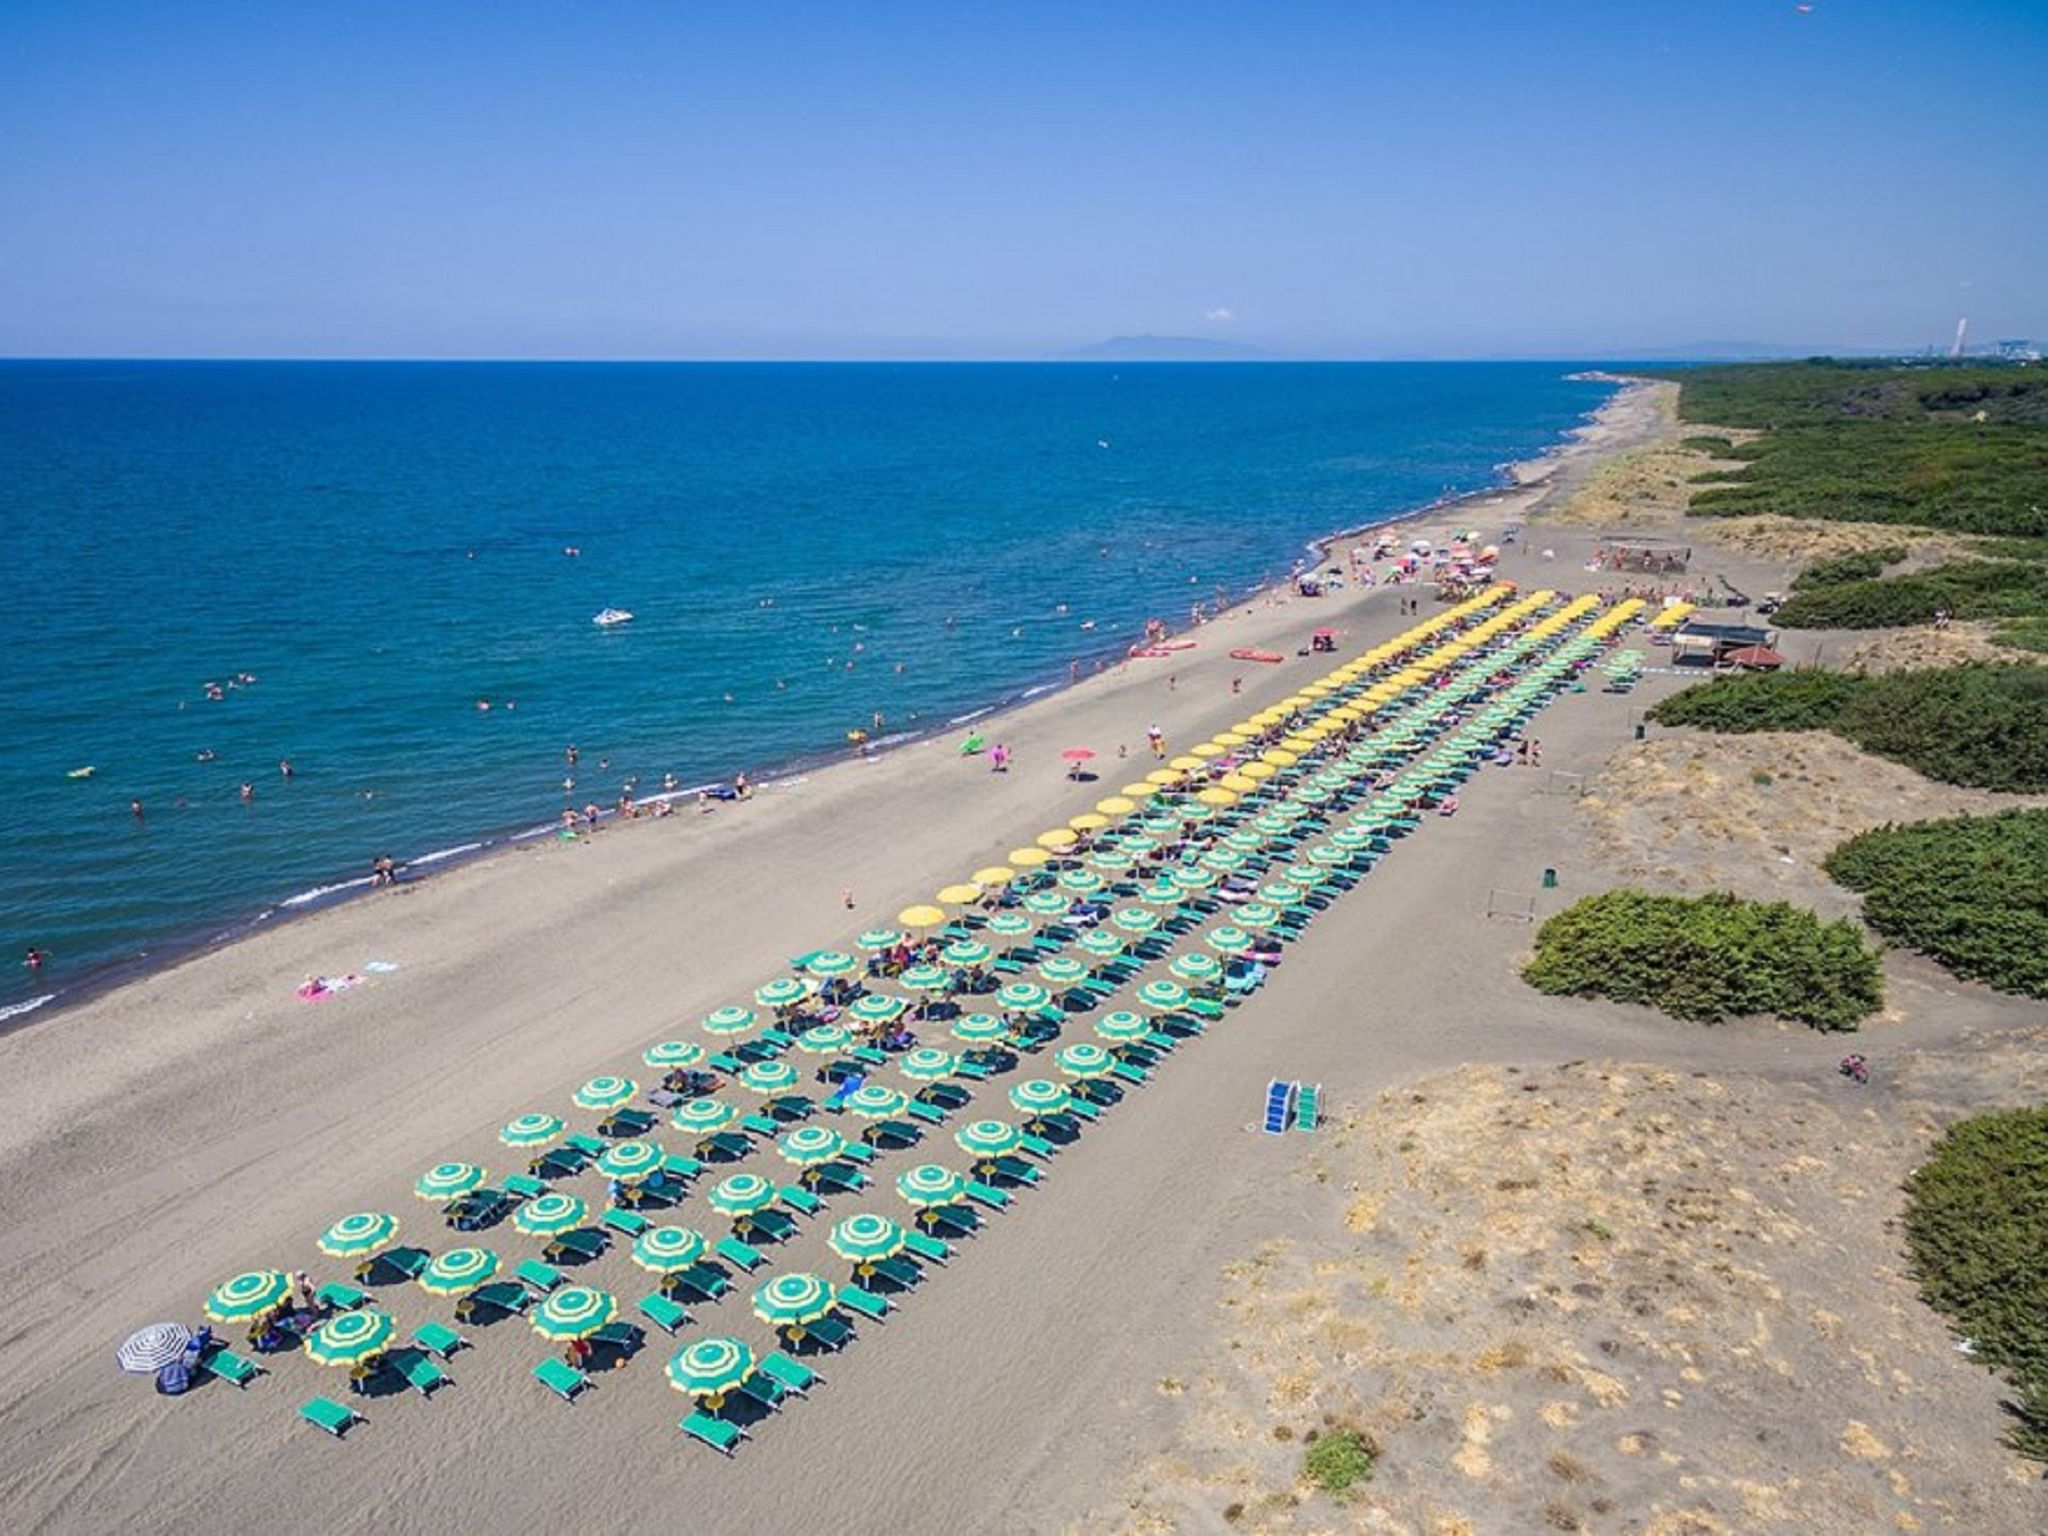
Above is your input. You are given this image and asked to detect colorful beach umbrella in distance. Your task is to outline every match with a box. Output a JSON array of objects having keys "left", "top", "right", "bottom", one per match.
[
  {"left": 737, "top": 1060, "right": 800, "bottom": 1094},
  {"left": 896, "top": 1163, "right": 967, "bottom": 1209},
  {"left": 1195, "top": 786, "right": 1239, "bottom": 808},
  {"left": 986, "top": 911, "right": 1034, "bottom": 937},
  {"left": 1034, "top": 828, "right": 1078, "bottom": 851},
  {"left": 206, "top": 1269, "right": 291, "bottom": 1323},
  {"left": 1055, "top": 1043, "right": 1115, "bottom": 1080},
  {"left": 304, "top": 1309, "right": 395, "bottom": 1367},
  {"left": 1094, "top": 796, "right": 1137, "bottom": 817},
  {"left": 776, "top": 1124, "right": 848, "bottom": 1167},
  {"left": 116, "top": 1323, "right": 192, "bottom": 1375},
  {"left": 1259, "top": 880, "right": 1303, "bottom": 905},
  {"left": 848, "top": 991, "right": 907, "bottom": 1025},
  {"left": 667, "top": 1336, "right": 755, "bottom": 1401},
  {"left": 936, "top": 882, "right": 985, "bottom": 907},
  {"left": 829, "top": 1211, "right": 908, "bottom": 1267},
  {"left": 1095, "top": 1010, "right": 1150, "bottom": 1043},
  {"left": 1167, "top": 754, "right": 1206, "bottom": 773},
  {"left": 573, "top": 1075, "right": 637, "bottom": 1111},
  {"left": 672, "top": 1097, "right": 737, "bottom": 1135},
  {"left": 753, "top": 978, "right": 810, "bottom": 1011},
  {"left": 513, "top": 1191, "right": 588, "bottom": 1236},
  {"left": 1037, "top": 956, "right": 1089, "bottom": 988},
  {"left": 1055, "top": 868, "right": 1104, "bottom": 894},
  {"left": 415, "top": 1161, "right": 485, "bottom": 1202},
  {"left": 532, "top": 1286, "right": 617, "bottom": 1342},
  {"left": 954, "top": 1118, "right": 1023, "bottom": 1159},
  {"left": 855, "top": 928, "right": 903, "bottom": 952},
  {"left": 795, "top": 1023, "right": 854, "bottom": 1055},
  {"left": 643, "top": 1040, "right": 705, "bottom": 1070},
  {"left": 897, "top": 904, "right": 948, "bottom": 930},
  {"left": 1119, "top": 781, "right": 1162, "bottom": 800},
  {"left": 631, "top": 1225, "right": 707, "bottom": 1274},
  {"left": 1005, "top": 846, "right": 1051, "bottom": 869},
  {"left": 971, "top": 865, "right": 1016, "bottom": 889},
  {"left": 899, "top": 963, "right": 952, "bottom": 992},
  {"left": 1067, "top": 813, "right": 1109, "bottom": 835},
  {"left": 597, "top": 1139, "right": 665, "bottom": 1183},
  {"left": 1138, "top": 979, "right": 1190, "bottom": 1012},
  {"left": 951, "top": 1012, "right": 1007, "bottom": 1046},
  {"left": 702, "top": 1004, "right": 758, "bottom": 1036},
  {"left": 1009, "top": 1078, "right": 1073, "bottom": 1119},
  {"left": 709, "top": 1173, "right": 778, "bottom": 1217},
  {"left": 997, "top": 980, "right": 1051, "bottom": 1013},
  {"left": 844, "top": 1083, "right": 909, "bottom": 1120},
  {"left": 318, "top": 1211, "right": 398, "bottom": 1259},
  {"left": 941, "top": 939, "right": 991, "bottom": 967},
  {"left": 1077, "top": 928, "right": 1125, "bottom": 959},
  {"left": 899, "top": 1046, "right": 959, "bottom": 1082},
  {"left": 498, "top": 1112, "right": 565, "bottom": 1149},
  {"left": 1206, "top": 925, "right": 1255, "bottom": 955},
  {"left": 419, "top": 1246, "right": 500, "bottom": 1297},
  {"left": 1021, "top": 890, "right": 1069, "bottom": 916},
  {"left": 1189, "top": 741, "right": 1226, "bottom": 759},
  {"left": 753, "top": 1271, "right": 836, "bottom": 1330},
  {"left": 1111, "top": 906, "right": 1160, "bottom": 935},
  {"left": 805, "top": 949, "right": 858, "bottom": 978},
  {"left": 1171, "top": 952, "right": 1224, "bottom": 984}
]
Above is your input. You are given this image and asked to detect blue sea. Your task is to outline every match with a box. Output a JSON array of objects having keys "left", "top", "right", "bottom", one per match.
[{"left": 0, "top": 361, "right": 1615, "bottom": 1014}]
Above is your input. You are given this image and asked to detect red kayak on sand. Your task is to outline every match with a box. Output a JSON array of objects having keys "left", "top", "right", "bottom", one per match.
[{"left": 1230, "top": 648, "right": 1284, "bottom": 663}]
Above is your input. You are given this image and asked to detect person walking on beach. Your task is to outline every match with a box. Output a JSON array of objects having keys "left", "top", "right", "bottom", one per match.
[{"left": 1146, "top": 724, "right": 1165, "bottom": 759}]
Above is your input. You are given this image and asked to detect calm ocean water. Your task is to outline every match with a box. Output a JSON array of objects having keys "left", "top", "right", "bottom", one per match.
[{"left": 0, "top": 361, "right": 1614, "bottom": 1013}]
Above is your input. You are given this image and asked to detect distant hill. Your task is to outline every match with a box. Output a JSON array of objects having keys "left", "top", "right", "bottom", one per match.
[{"left": 1060, "top": 334, "right": 1275, "bottom": 362}]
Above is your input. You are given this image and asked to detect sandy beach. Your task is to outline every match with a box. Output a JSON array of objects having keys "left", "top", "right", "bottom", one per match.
[{"left": 8, "top": 378, "right": 2034, "bottom": 1536}]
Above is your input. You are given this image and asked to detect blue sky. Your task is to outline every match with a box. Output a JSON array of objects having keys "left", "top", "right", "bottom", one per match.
[{"left": 2, "top": 0, "right": 2043, "bottom": 358}]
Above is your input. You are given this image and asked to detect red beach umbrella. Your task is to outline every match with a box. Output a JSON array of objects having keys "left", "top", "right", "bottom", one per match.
[{"left": 1060, "top": 748, "right": 1097, "bottom": 762}]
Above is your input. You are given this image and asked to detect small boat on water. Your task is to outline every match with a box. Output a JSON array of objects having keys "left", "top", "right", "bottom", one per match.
[{"left": 592, "top": 608, "right": 634, "bottom": 628}]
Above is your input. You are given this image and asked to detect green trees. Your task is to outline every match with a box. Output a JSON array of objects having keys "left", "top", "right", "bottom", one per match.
[
  {"left": 1522, "top": 890, "right": 1882, "bottom": 1032},
  {"left": 1772, "top": 560, "right": 2048, "bottom": 629},
  {"left": 1791, "top": 546, "right": 1909, "bottom": 589}
]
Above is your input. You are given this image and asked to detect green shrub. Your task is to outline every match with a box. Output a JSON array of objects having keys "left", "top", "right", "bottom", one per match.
[
  {"left": 1902, "top": 1106, "right": 2048, "bottom": 1460},
  {"left": 1995, "top": 618, "right": 2048, "bottom": 654},
  {"left": 1650, "top": 361, "right": 2048, "bottom": 429},
  {"left": 1681, "top": 434, "right": 1736, "bottom": 455},
  {"left": 1792, "top": 546, "right": 1909, "bottom": 589},
  {"left": 1646, "top": 669, "right": 1868, "bottom": 734},
  {"left": 1825, "top": 810, "right": 2048, "bottom": 997},
  {"left": 1522, "top": 890, "right": 1883, "bottom": 1032},
  {"left": 1303, "top": 1429, "right": 1375, "bottom": 1496},
  {"left": 1773, "top": 560, "right": 2048, "bottom": 629}
]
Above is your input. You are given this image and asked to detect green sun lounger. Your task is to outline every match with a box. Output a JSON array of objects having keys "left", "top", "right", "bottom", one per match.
[
  {"left": 602, "top": 1207, "right": 650, "bottom": 1238},
  {"left": 834, "top": 1285, "right": 888, "bottom": 1323},
  {"left": 533, "top": 1358, "right": 588, "bottom": 1403},
  {"left": 592, "top": 1321, "right": 643, "bottom": 1352},
  {"left": 758, "top": 1350, "right": 818, "bottom": 1395},
  {"left": 838, "top": 1138, "right": 877, "bottom": 1164},
  {"left": 545, "top": 1228, "right": 607, "bottom": 1263},
  {"left": 638, "top": 1293, "right": 690, "bottom": 1335},
  {"left": 1294, "top": 1082, "right": 1322, "bottom": 1130},
  {"left": 455, "top": 1281, "right": 533, "bottom": 1321},
  {"left": 734, "top": 1370, "right": 787, "bottom": 1413},
  {"left": 869, "top": 1254, "right": 922, "bottom": 1290},
  {"left": 1109, "top": 1060, "right": 1149, "bottom": 1086},
  {"left": 680, "top": 1410, "right": 743, "bottom": 1455},
  {"left": 714, "top": 1235, "right": 768, "bottom": 1272},
  {"left": 848, "top": 1045, "right": 889, "bottom": 1067},
  {"left": 565, "top": 1133, "right": 607, "bottom": 1158},
  {"left": 810, "top": 1163, "right": 868, "bottom": 1195},
  {"left": 198, "top": 1345, "right": 264, "bottom": 1388},
  {"left": 315, "top": 1281, "right": 369, "bottom": 1312},
  {"left": 901, "top": 1230, "right": 950, "bottom": 1266},
  {"left": 662, "top": 1151, "right": 705, "bottom": 1180},
  {"left": 803, "top": 1313, "right": 858, "bottom": 1349},
  {"left": 740, "top": 1113, "right": 781, "bottom": 1138},
  {"left": 666, "top": 1262, "right": 731, "bottom": 1303},
  {"left": 413, "top": 1321, "right": 466, "bottom": 1359},
  {"left": 399, "top": 1353, "right": 450, "bottom": 1398},
  {"left": 515, "top": 1258, "right": 566, "bottom": 1293},
  {"left": 299, "top": 1396, "right": 362, "bottom": 1437},
  {"left": 1019, "top": 1133, "right": 1057, "bottom": 1159},
  {"left": 707, "top": 1052, "right": 746, "bottom": 1074},
  {"left": 988, "top": 1155, "right": 1041, "bottom": 1186},
  {"left": 503, "top": 1172, "right": 549, "bottom": 1200},
  {"left": 778, "top": 1184, "right": 823, "bottom": 1217},
  {"left": 964, "top": 1179, "right": 1011, "bottom": 1210}
]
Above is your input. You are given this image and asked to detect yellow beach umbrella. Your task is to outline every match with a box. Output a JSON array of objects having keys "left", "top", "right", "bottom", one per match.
[
  {"left": 1007, "top": 847, "right": 1051, "bottom": 868},
  {"left": 1278, "top": 695, "right": 1311, "bottom": 710},
  {"left": 1195, "top": 787, "right": 1239, "bottom": 807},
  {"left": 1189, "top": 742, "right": 1225, "bottom": 758},
  {"left": 898, "top": 904, "right": 947, "bottom": 929},
  {"left": 1144, "top": 768, "right": 1182, "bottom": 787},
  {"left": 1217, "top": 729, "right": 1252, "bottom": 745},
  {"left": 1067, "top": 813, "right": 1109, "bottom": 832},
  {"left": 1035, "top": 828, "right": 1078, "bottom": 851},
  {"left": 1261, "top": 748, "right": 1300, "bottom": 768},
  {"left": 971, "top": 865, "right": 1015, "bottom": 888},
  {"left": 935, "top": 883, "right": 983, "bottom": 906},
  {"left": 1238, "top": 761, "right": 1278, "bottom": 781},
  {"left": 1168, "top": 755, "right": 1205, "bottom": 773},
  {"left": 1218, "top": 772, "right": 1259, "bottom": 793},
  {"left": 1280, "top": 735, "right": 1317, "bottom": 752},
  {"left": 1119, "top": 781, "right": 1160, "bottom": 799},
  {"left": 1094, "top": 796, "right": 1137, "bottom": 817}
]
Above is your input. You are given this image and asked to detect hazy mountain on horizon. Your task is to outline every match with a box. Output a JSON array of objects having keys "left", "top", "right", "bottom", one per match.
[{"left": 1059, "top": 334, "right": 1276, "bottom": 362}]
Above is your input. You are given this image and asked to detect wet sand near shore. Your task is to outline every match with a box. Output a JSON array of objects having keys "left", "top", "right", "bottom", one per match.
[{"left": 0, "top": 381, "right": 1828, "bottom": 1536}]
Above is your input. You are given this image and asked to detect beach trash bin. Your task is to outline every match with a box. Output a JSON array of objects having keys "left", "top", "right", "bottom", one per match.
[
  {"left": 1542, "top": 867, "right": 1558, "bottom": 890},
  {"left": 1633, "top": 722, "right": 1645, "bottom": 741}
]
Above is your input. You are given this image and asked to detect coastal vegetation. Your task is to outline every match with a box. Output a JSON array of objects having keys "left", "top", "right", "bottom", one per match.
[
  {"left": 1301, "top": 1428, "right": 1376, "bottom": 1498},
  {"left": 1826, "top": 810, "right": 2048, "bottom": 998},
  {"left": 1658, "top": 361, "right": 2048, "bottom": 430},
  {"left": 1647, "top": 663, "right": 2048, "bottom": 793},
  {"left": 1771, "top": 558, "right": 2048, "bottom": 631},
  {"left": 1902, "top": 1105, "right": 2048, "bottom": 1459},
  {"left": 1521, "top": 890, "right": 1882, "bottom": 1032},
  {"left": 1791, "top": 545, "right": 1908, "bottom": 589}
]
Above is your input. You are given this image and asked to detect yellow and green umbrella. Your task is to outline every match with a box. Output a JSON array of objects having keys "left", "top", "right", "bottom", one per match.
[
  {"left": 804, "top": 949, "right": 857, "bottom": 978},
  {"left": 997, "top": 981, "right": 1050, "bottom": 1013},
  {"left": 1038, "top": 956, "right": 1089, "bottom": 988},
  {"left": 597, "top": 1140, "right": 665, "bottom": 1183},
  {"left": 986, "top": 912, "right": 1034, "bottom": 938},
  {"left": 573, "top": 1076, "right": 637, "bottom": 1111},
  {"left": 1111, "top": 906, "right": 1160, "bottom": 935},
  {"left": 206, "top": 1269, "right": 290, "bottom": 1323},
  {"left": 643, "top": 1040, "right": 705, "bottom": 1069},
  {"left": 1078, "top": 929, "right": 1125, "bottom": 959},
  {"left": 666, "top": 1336, "right": 754, "bottom": 1401},
  {"left": 513, "top": 1191, "right": 587, "bottom": 1236},
  {"left": 708, "top": 1173, "right": 778, "bottom": 1217},
  {"left": 671, "top": 1097, "right": 737, "bottom": 1135},
  {"left": 951, "top": 1013, "right": 1007, "bottom": 1046},
  {"left": 900, "top": 1046, "right": 959, "bottom": 1082},
  {"left": 752, "top": 1272, "right": 835, "bottom": 1329},
  {"left": 1009, "top": 1078, "right": 1073, "bottom": 1119},
  {"left": 304, "top": 1309, "right": 394, "bottom": 1366},
  {"left": 896, "top": 1163, "right": 966, "bottom": 1209},
  {"left": 499, "top": 1112, "right": 565, "bottom": 1149},
  {"left": 955, "top": 1119, "right": 1023, "bottom": 1159},
  {"left": 419, "top": 1246, "right": 499, "bottom": 1296},
  {"left": 899, "top": 963, "right": 952, "bottom": 992},
  {"left": 844, "top": 1083, "right": 908, "bottom": 1120},
  {"left": 795, "top": 1023, "right": 854, "bottom": 1054},
  {"left": 1021, "top": 890, "right": 1069, "bottom": 916},
  {"left": 1056, "top": 869, "right": 1104, "bottom": 895},
  {"left": 848, "top": 992, "right": 907, "bottom": 1026},
  {"left": 415, "top": 1161, "right": 485, "bottom": 1201},
  {"left": 703, "top": 1004, "right": 758, "bottom": 1036},
  {"left": 1170, "top": 952, "right": 1224, "bottom": 984},
  {"left": 1258, "top": 880, "right": 1303, "bottom": 905},
  {"left": 632, "top": 1226, "right": 706, "bottom": 1274},
  {"left": 737, "top": 1060, "right": 799, "bottom": 1094},
  {"left": 1095, "top": 1010, "right": 1150, "bottom": 1044},
  {"left": 829, "top": 1212, "right": 907, "bottom": 1267},
  {"left": 776, "top": 1124, "right": 848, "bottom": 1168},
  {"left": 1206, "top": 925, "right": 1255, "bottom": 955},
  {"left": 855, "top": 927, "right": 902, "bottom": 951},
  {"left": 318, "top": 1211, "right": 398, "bottom": 1259},
  {"left": 941, "top": 940, "right": 991, "bottom": 967},
  {"left": 1056, "top": 1043, "right": 1115, "bottom": 1080},
  {"left": 532, "top": 1286, "right": 617, "bottom": 1341},
  {"left": 1234, "top": 901, "right": 1282, "bottom": 927},
  {"left": 753, "top": 978, "right": 810, "bottom": 1010}
]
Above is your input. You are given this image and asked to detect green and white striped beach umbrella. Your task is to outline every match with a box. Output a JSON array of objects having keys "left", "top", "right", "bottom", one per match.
[
  {"left": 1169, "top": 865, "right": 1214, "bottom": 891},
  {"left": 1234, "top": 902, "right": 1281, "bottom": 928},
  {"left": 1009, "top": 1078, "right": 1073, "bottom": 1119},
  {"left": 418, "top": 1246, "right": 500, "bottom": 1296},
  {"left": 304, "top": 1309, "right": 395, "bottom": 1367},
  {"left": 1077, "top": 929, "right": 1125, "bottom": 959},
  {"left": 1021, "top": 891, "right": 1069, "bottom": 916},
  {"left": 1086, "top": 850, "right": 1135, "bottom": 874},
  {"left": 951, "top": 1013, "right": 1007, "bottom": 1045},
  {"left": 499, "top": 1112, "right": 565, "bottom": 1149},
  {"left": 1251, "top": 814, "right": 1293, "bottom": 837},
  {"left": 597, "top": 1139, "right": 665, "bottom": 1183},
  {"left": 856, "top": 927, "right": 903, "bottom": 951},
  {"left": 1055, "top": 1043, "right": 1114, "bottom": 1080},
  {"left": 573, "top": 1075, "right": 637, "bottom": 1111},
  {"left": 896, "top": 1163, "right": 966, "bottom": 1209},
  {"left": 532, "top": 1286, "right": 617, "bottom": 1342},
  {"left": 1138, "top": 979, "right": 1190, "bottom": 1012},
  {"left": 206, "top": 1269, "right": 291, "bottom": 1323},
  {"left": 1111, "top": 906, "right": 1160, "bottom": 935},
  {"left": 848, "top": 992, "right": 907, "bottom": 1025},
  {"left": 1139, "top": 812, "right": 1182, "bottom": 836},
  {"left": 986, "top": 912, "right": 1034, "bottom": 937},
  {"left": 643, "top": 1040, "right": 705, "bottom": 1069},
  {"left": 752, "top": 978, "right": 810, "bottom": 1011},
  {"left": 1258, "top": 881, "right": 1303, "bottom": 905},
  {"left": 997, "top": 981, "right": 1050, "bottom": 1013},
  {"left": 667, "top": 1336, "right": 755, "bottom": 1399},
  {"left": 1037, "top": 956, "right": 1088, "bottom": 988},
  {"left": 415, "top": 1161, "right": 486, "bottom": 1202},
  {"left": 1329, "top": 826, "right": 1375, "bottom": 851},
  {"left": 753, "top": 1271, "right": 835, "bottom": 1328},
  {"left": 512, "top": 1191, "right": 588, "bottom": 1236},
  {"left": 1199, "top": 849, "right": 1246, "bottom": 873},
  {"left": 1136, "top": 879, "right": 1187, "bottom": 906},
  {"left": 1095, "top": 1010, "right": 1150, "bottom": 1044},
  {"left": 1205, "top": 925, "right": 1254, "bottom": 956},
  {"left": 672, "top": 1097, "right": 737, "bottom": 1135},
  {"left": 899, "top": 1046, "right": 959, "bottom": 1082},
  {"left": 1222, "top": 829, "right": 1266, "bottom": 852},
  {"left": 737, "top": 1060, "right": 799, "bottom": 1094},
  {"left": 844, "top": 1083, "right": 908, "bottom": 1120},
  {"left": 899, "top": 963, "right": 952, "bottom": 992},
  {"left": 1305, "top": 842, "right": 1351, "bottom": 866},
  {"left": 702, "top": 1004, "right": 758, "bottom": 1036},
  {"left": 1170, "top": 952, "right": 1223, "bottom": 984},
  {"left": 804, "top": 949, "right": 858, "bottom": 978},
  {"left": 829, "top": 1212, "right": 907, "bottom": 1266},
  {"left": 318, "top": 1211, "right": 398, "bottom": 1259},
  {"left": 795, "top": 1023, "right": 853, "bottom": 1055},
  {"left": 631, "top": 1226, "right": 707, "bottom": 1274},
  {"left": 708, "top": 1173, "right": 777, "bottom": 1217},
  {"left": 776, "top": 1124, "right": 848, "bottom": 1167},
  {"left": 1056, "top": 869, "right": 1104, "bottom": 895},
  {"left": 941, "top": 940, "right": 992, "bottom": 967},
  {"left": 954, "top": 1118, "right": 1023, "bottom": 1159}
]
